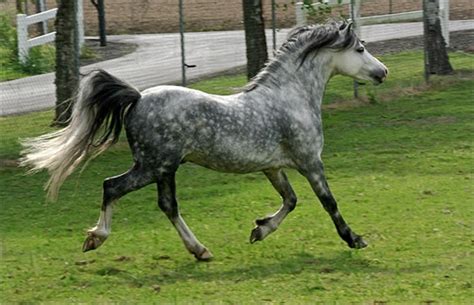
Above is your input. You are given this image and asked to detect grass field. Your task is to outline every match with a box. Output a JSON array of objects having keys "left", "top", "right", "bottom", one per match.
[{"left": 1, "top": 51, "right": 473, "bottom": 303}]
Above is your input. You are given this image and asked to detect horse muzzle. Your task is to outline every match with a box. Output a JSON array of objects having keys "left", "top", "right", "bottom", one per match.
[{"left": 370, "top": 67, "right": 388, "bottom": 85}]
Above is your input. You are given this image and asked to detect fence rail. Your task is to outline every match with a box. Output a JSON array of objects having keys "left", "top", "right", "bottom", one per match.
[
  {"left": 16, "top": 8, "right": 57, "bottom": 64},
  {"left": 16, "top": 1, "right": 84, "bottom": 64},
  {"left": 295, "top": 0, "right": 450, "bottom": 45}
]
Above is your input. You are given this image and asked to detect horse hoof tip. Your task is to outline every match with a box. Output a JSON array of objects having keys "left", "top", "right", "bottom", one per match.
[
  {"left": 82, "top": 234, "right": 104, "bottom": 252},
  {"left": 352, "top": 236, "right": 368, "bottom": 249},
  {"left": 196, "top": 249, "right": 213, "bottom": 261},
  {"left": 249, "top": 226, "right": 263, "bottom": 244}
]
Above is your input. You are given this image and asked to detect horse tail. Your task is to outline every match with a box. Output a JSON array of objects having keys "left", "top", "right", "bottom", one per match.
[{"left": 20, "top": 69, "right": 141, "bottom": 201}]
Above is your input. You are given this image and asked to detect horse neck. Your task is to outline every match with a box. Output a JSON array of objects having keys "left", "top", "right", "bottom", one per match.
[{"left": 246, "top": 53, "right": 334, "bottom": 112}]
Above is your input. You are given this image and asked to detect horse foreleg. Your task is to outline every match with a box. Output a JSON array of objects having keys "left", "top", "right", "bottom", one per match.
[
  {"left": 250, "top": 169, "right": 297, "bottom": 243},
  {"left": 157, "top": 173, "right": 213, "bottom": 261},
  {"left": 301, "top": 162, "right": 367, "bottom": 249},
  {"left": 82, "top": 165, "right": 154, "bottom": 252}
]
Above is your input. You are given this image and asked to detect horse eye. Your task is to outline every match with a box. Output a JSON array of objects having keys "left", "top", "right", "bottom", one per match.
[{"left": 356, "top": 46, "right": 365, "bottom": 53}]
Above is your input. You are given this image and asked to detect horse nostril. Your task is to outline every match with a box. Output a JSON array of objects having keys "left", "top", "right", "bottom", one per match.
[{"left": 384, "top": 68, "right": 389, "bottom": 76}]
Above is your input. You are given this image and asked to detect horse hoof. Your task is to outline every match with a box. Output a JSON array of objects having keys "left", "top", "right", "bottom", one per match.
[
  {"left": 249, "top": 226, "right": 263, "bottom": 244},
  {"left": 350, "top": 236, "right": 368, "bottom": 249},
  {"left": 82, "top": 233, "right": 105, "bottom": 252},
  {"left": 195, "top": 248, "right": 213, "bottom": 261}
]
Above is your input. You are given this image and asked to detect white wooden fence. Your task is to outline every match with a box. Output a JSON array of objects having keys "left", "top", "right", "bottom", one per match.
[
  {"left": 295, "top": 0, "right": 450, "bottom": 45},
  {"left": 16, "top": 1, "right": 84, "bottom": 64},
  {"left": 16, "top": 8, "right": 57, "bottom": 64}
]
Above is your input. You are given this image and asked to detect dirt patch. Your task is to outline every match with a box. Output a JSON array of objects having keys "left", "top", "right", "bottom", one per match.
[
  {"left": 80, "top": 39, "right": 138, "bottom": 67},
  {"left": 0, "top": 159, "right": 19, "bottom": 168},
  {"left": 366, "top": 30, "right": 474, "bottom": 55},
  {"left": 384, "top": 116, "right": 458, "bottom": 127}
]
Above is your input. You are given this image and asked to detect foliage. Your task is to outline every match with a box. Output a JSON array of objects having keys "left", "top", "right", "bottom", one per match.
[
  {"left": 0, "top": 51, "right": 473, "bottom": 303},
  {"left": 0, "top": 12, "right": 96, "bottom": 82},
  {"left": 0, "top": 13, "right": 56, "bottom": 81},
  {"left": 301, "top": 0, "right": 347, "bottom": 24}
]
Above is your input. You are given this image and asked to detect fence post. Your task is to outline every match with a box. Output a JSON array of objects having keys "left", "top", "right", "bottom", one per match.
[
  {"left": 272, "top": 0, "right": 277, "bottom": 52},
  {"left": 16, "top": 14, "right": 28, "bottom": 64},
  {"left": 38, "top": 0, "right": 48, "bottom": 34},
  {"left": 350, "top": 0, "right": 361, "bottom": 98},
  {"left": 295, "top": 2, "right": 306, "bottom": 26},
  {"left": 439, "top": 0, "right": 449, "bottom": 46},
  {"left": 77, "top": 0, "right": 85, "bottom": 47},
  {"left": 179, "top": 0, "right": 186, "bottom": 87}
]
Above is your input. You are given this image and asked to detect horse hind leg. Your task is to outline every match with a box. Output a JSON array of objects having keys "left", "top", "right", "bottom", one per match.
[
  {"left": 157, "top": 172, "right": 212, "bottom": 261},
  {"left": 82, "top": 165, "right": 154, "bottom": 252},
  {"left": 250, "top": 169, "right": 297, "bottom": 243}
]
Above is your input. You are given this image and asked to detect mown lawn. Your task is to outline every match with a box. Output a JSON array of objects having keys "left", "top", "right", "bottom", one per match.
[{"left": 0, "top": 51, "right": 473, "bottom": 303}]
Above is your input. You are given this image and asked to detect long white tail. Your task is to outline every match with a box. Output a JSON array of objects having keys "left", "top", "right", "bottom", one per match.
[{"left": 20, "top": 70, "right": 141, "bottom": 201}]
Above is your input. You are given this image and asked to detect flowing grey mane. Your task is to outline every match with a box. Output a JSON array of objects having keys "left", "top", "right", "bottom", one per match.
[{"left": 246, "top": 22, "right": 357, "bottom": 91}]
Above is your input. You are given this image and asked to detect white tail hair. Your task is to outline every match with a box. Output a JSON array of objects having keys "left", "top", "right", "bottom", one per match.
[{"left": 20, "top": 70, "right": 141, "bottom": 201}]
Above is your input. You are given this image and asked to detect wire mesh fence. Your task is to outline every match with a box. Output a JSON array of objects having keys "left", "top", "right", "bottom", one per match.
[{"left": 0, "top": 0, "right": 472, "bottom": 126}]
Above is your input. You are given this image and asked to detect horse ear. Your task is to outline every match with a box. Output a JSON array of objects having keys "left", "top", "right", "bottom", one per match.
[
  {"left": 338, "top": 22, "right": 353, "bottom": 35},
  {"left": 346, "top": 22, "right": 353, "bottom": 34}
]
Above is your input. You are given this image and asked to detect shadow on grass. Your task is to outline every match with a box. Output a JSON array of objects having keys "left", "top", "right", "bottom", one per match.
[{"left": 99, "top": 251, "right": 435, "bottom": 287}]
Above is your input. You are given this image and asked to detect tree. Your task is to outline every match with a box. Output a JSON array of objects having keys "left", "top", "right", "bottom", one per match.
[
  {"left": 90, "top": 0, "right": 107, "bottom": 46},
  {"left": 423, "top": 0, "right": 453, "bottom": 81},
  {"left": 54, "top": 0, "right": 80, "bottom": 125},
  {"left": 16, "top": 0, "right": 23, "bottom": 13},
  {"left": 242, "top": 0, "right": 268, "bottom": 80}
]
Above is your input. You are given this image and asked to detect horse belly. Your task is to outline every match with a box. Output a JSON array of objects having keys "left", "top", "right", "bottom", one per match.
[{"left": 184, "top": 142, "right": 292, "bottom": 173}]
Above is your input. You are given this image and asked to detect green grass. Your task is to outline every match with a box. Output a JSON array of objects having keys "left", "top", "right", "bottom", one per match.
[{"left": 1, "top": 52, "right": 473, "bottom": 303}]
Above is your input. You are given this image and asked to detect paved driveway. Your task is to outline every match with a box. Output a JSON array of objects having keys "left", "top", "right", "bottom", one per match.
[{"left": 1, "top": 20, "right": 472, "bottom": 116}]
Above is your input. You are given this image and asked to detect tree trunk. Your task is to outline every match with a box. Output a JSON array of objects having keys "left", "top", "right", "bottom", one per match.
[
  {"left": 54, "top": 0, "right": 80, "bottom": 126},
  {"left": 91, "top": 0, "right": 107, "bottom": 46},
  {"left": 16, "top": 0, "right": 23, "bottom": 13},
  {"left": 242, "top": 0, "right": 268, "bottom": 80},
  {"left": 35, "top": 0, "right": 47, "bottom": 35},
  {"left": 423, "top": 0, "right": 453, "bottom": 80}
]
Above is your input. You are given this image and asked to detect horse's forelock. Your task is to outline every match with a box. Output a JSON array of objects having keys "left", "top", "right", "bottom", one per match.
[{"left": 297, "top": 22, "right": 357, "bottom": 64}]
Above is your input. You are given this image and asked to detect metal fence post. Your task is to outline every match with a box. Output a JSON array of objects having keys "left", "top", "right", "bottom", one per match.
[
  {"left": 16, "top": 14, "right": 28, "bottom": 64},
  {"left": 272, "top": 0, "right": 276, "bottom": 52},
  {"left": 38, "top": 0, "right": 48, "bottom": 34},
  {"left": 179, "top": 0, "right": 186, "bottom": 87},
  {"left": 350, "top": 0, "right": 361, "bottom": 98}
]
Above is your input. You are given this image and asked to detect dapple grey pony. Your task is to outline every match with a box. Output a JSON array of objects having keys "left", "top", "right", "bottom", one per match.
[{"left": 21, "top": 22, "right": 388, "bottom": 261}]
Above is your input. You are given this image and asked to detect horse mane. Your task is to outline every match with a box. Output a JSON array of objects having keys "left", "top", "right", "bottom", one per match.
[{"left": 246, "top": 22, "right": 357, "bottom": 92}]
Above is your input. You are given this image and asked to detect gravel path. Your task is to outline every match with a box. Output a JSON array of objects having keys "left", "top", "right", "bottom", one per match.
[{"left": 1, "top": 20, "right": 472, "bottom": 116}]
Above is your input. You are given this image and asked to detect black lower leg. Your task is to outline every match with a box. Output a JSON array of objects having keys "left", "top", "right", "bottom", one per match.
[
  {"left": 317, "top": 191, "right": 366, "bottom": 249},
  {"left": 304, "top": 166, "right": 367, "bottom": 249}
]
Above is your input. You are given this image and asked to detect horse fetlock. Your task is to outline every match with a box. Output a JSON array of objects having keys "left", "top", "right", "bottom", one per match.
[{"left": 255, "top": 216, "right": 272, "bottom": 226}]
